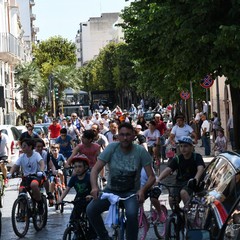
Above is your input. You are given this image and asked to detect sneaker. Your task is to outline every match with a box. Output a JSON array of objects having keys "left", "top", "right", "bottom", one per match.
[
  {"left": 47, "top": 192, "right": 54, "bottom": 207},
  {"left": 62, "top": 183, "right": 66, "bottom": 190},
  {"left": 37, "top": 201, "right": 44, "bottom": 215}
]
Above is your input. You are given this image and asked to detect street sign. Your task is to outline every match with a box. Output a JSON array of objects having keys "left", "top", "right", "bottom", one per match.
[
  {"left": 200, "top": 74, "right": 214, "bottom": 88},
  {"left": 180, "top": 91, "right": 190, "bottom": 100}
]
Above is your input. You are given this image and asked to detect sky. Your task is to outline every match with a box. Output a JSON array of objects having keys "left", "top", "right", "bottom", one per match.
[{"left": 34, "top": 0, "right": 132, "bottom": 42}]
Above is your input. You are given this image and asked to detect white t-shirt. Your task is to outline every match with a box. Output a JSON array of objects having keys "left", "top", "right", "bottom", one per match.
[
  {"left": 143, "top": 129, "right": 161, "bottom": 147},
  {"left": 0, "top": 133, "right": 10, "bottom": 157},
  {"left": 16, "top": 151, "right": 43, "bottom": 176},
  {"left": 201, "top": 120, "right": 210, "bottom": 136},
  {"left": 171, "top": 124, "right": 193, "bottom": 142}
]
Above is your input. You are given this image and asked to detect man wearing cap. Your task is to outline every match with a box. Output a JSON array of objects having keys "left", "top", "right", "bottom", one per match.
[
  {"left": 169, "top": 114, "right": 198, "bottom": 154},
  {"left": 157, "top": 136, "right": 205, "bottom": 206}
]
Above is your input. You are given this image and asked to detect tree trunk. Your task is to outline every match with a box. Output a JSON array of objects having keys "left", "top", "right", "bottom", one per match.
[{"left": 230, "top": 85, "right": 240, "bottom": 153}]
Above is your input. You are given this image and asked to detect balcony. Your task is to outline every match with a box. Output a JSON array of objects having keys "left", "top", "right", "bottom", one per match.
[
  {"left": 30, "top": 13, "right": 36, "bottom": 20},
  {"left": 33, "top": 27, "right": 39, "bottom": 33},
  {"left": 0, "top": 32, "right": 25, "bottom": 64},
  {"left": 30, "top": 0, "right": 35, "bottom": 6}
]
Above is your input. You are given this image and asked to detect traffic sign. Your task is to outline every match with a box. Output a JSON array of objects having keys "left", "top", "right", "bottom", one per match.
[
  {"left": 200, "top": 74, "right": 214, "bottom": 88},
  {"left": 180, "top": 91, "right": 190, "bottom": 100}
]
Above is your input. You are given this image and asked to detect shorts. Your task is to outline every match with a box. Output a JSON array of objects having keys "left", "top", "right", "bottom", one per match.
[
  {"left": 20, "top": 175, "right": 44, "bottom": 191},
  {"left": 170, "top": 181, "right": 194, "bottom": 200}
]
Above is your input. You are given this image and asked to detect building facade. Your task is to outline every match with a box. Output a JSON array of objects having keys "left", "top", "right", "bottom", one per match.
[
  {"left": 0, "top": 0, "right": 35, "bottom": 125},
  {"left": 75, "top": 13, "right": 123, "bottom": 67}
]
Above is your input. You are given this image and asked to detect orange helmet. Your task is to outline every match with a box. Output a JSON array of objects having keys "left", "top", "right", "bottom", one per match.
[{"left": 71, "top": 154, "right": 90, "bottom": 166}]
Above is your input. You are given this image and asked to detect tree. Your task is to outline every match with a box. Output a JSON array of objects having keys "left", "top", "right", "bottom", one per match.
[
  {"left": 121, "top": 0, "right": 240, "bottom": 151},
  {"left": 80, "top": 42, "right": 139, "bottom": 108},
  {"left": 14, "top": 62, "right": 42, "bottom": 120},
  {"left": 33, "top": 36, "right": 77, "bottom": 78}
]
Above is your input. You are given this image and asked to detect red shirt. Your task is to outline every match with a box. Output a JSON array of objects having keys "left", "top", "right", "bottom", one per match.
[
  {"left": 155, "top": 120, "right": 166, "bottom": 135},
  {"left": 77, "top": 143, "right": 100, "bottom": 168},
  {"left": 48, "top": 123, "right": 61, "bottom": 138}
]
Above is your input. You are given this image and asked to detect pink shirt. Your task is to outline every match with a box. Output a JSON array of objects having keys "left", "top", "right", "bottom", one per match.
[{"left": 78, "top": 143, "right": 100, "bottom": 168}]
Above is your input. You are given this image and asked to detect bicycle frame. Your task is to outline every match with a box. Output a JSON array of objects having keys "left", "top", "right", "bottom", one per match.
[
  {"left": 62, "top": 199, "right": 90, "bottom": 240},
  {"left": 159, "top": 183, "right": 188, "bottom": 240},
  {"left": 102, "top": 193, "right": 137, "bottom": 240}
]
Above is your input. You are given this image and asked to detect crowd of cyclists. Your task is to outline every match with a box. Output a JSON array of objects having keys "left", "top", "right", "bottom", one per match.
[{"left": 0, "top": 102, "right": 212, "bottom": 239}]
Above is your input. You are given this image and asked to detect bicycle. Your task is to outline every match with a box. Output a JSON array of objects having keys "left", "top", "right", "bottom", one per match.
[
  {"left": 61, "top": 198, "right": 91, "bottom": 240},
  {"left": 103, "top": 193, "right": 137, "bottom": 240},
  {"left": 11, "top": 174, "right": 48, "bottom": 238},
  {"left": 159, "top": 183, "right": 189, "bottom": 240},
  {"left": 138, "top": 187, "right": 168, "bottom": 239},
  {"left": 0, "top": 171, "right": 5, "bottom": 208},
  {"left": 0, "top": 172, "right": 4, "bottom": 239},
  {"left": 48, "top": 171, "right": 64, "bottom": 212}
]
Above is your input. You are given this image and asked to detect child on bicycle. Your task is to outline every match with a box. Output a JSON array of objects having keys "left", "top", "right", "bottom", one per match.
[
  {"left": 157, "top": 136, "right": 205, "bottom": 206},
  {"left": 7, "top": 138, "right": 46, "bottom": 214},
  {"left": 58, "top": 154, "right": 97, "bottom": 239},
  {"left": 48, "top": 144, "right": 67, "bottom": 201}
]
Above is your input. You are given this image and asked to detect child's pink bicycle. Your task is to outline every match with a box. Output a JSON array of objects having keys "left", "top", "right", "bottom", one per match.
[{"left": 138, "top": 186, "right": 168, "bottom": 239}]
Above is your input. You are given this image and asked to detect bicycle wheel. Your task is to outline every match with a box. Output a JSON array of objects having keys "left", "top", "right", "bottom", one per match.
[
  {"left": 138, "top": 211, "right": 149, "bottom": 240},
  {"left": 57, "top": 186, "right": 64, "bottom": 213},
  {"left": 0, "top": 210, "right": 2, "bottom": 238},
  {"left": 33, "top": 195, "right": 48, "bottom": 231},
  {"left": 63, "top": 224, "right": 86, "bottom": 240},
  {"left": 154, "top": 204, "right": 168, "bottom": 239},
  {"left": 0, "top": 176, "right": 4, "bottom": 208},
  {"left": 54, "top": 185, "right": 63, "bottom": 211},
  {"left": 165, "top": 216, "right": 177, "bottom": 240},
  {"left": 11, "top": 196, "right": 30, "bottom": 238}
]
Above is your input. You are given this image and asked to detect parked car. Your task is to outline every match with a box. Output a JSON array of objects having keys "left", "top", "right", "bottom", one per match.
[
  {"left": 34, "top": 123, "right": 49, "bottom": 136},
  {"left": 0, "top": 125, "right": 21, "bottom": 168},
  {"left": 190, "top": 151, "right": 240, "bottom": 239},
  {"left": 16, "top": 125, "right": 27, "bottom": 134},
  {"left": 143, "top": 111, "right": 161, "bottom": 122}
]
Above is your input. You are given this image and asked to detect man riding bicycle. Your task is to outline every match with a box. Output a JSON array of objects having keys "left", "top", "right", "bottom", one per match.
[
  {"left": 87, "top": 122, "right": 155, "bottom": 240},
  {"left": 157, "top": 136, "right": 205, "bottom": 206},
  {"left": 8, "top": 138, "right": 46, "bottom": 214}
]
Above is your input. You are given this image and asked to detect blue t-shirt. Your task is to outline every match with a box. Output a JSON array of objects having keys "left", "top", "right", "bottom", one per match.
[
  {"left": 50, "top": 153, "right": 66, "bottom": 170},
  {"left": 55, "top": 135, "right": 73, "bottom": 157}
]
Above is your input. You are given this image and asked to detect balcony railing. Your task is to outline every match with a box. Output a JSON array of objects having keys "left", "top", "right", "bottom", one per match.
[{"left": 0, "top": 32, "right": 25, "bottom": 63}]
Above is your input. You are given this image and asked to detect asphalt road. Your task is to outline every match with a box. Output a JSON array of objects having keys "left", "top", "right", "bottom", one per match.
[{"left": 1, "top": 178, "right": 163, "bottom": 240}]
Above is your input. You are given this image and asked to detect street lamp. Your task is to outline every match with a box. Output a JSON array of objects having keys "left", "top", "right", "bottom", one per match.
[{"left": 214, "top": 65, "right": 222, "bottom": 125}]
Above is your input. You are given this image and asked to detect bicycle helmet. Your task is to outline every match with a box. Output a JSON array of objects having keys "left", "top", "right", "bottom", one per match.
[{"left": 71, "top": 154, "right": 90, "bottom": 166}]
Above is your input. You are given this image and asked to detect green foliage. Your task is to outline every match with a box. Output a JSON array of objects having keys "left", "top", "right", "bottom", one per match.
[
  {"left": 33, "top": 36, "right": 76, "bottom": 78},
  {"left": 120, "top": 0, "right": 240, "bottom": 102},
  {"left": 14, "top": 62, "right": 42, "bottom": 110},
  {"left": 81, "top": 42, "right": 138, "bottom": 95}
]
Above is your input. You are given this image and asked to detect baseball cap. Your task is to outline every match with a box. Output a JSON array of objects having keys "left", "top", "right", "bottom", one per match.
[
  {"left": 178, "top": 136, "right": 194, "bottom": 146},
  {"left": 136, "top": 125, "right": 142, "bottom": 129},
  {"left": 155, "top": 114, "right": 161, "bottom": 118}
]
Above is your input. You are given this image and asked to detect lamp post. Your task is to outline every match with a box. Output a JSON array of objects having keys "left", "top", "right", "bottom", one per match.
[{"left": 214, "top": 65, "right": 222, "bottom": 125}]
